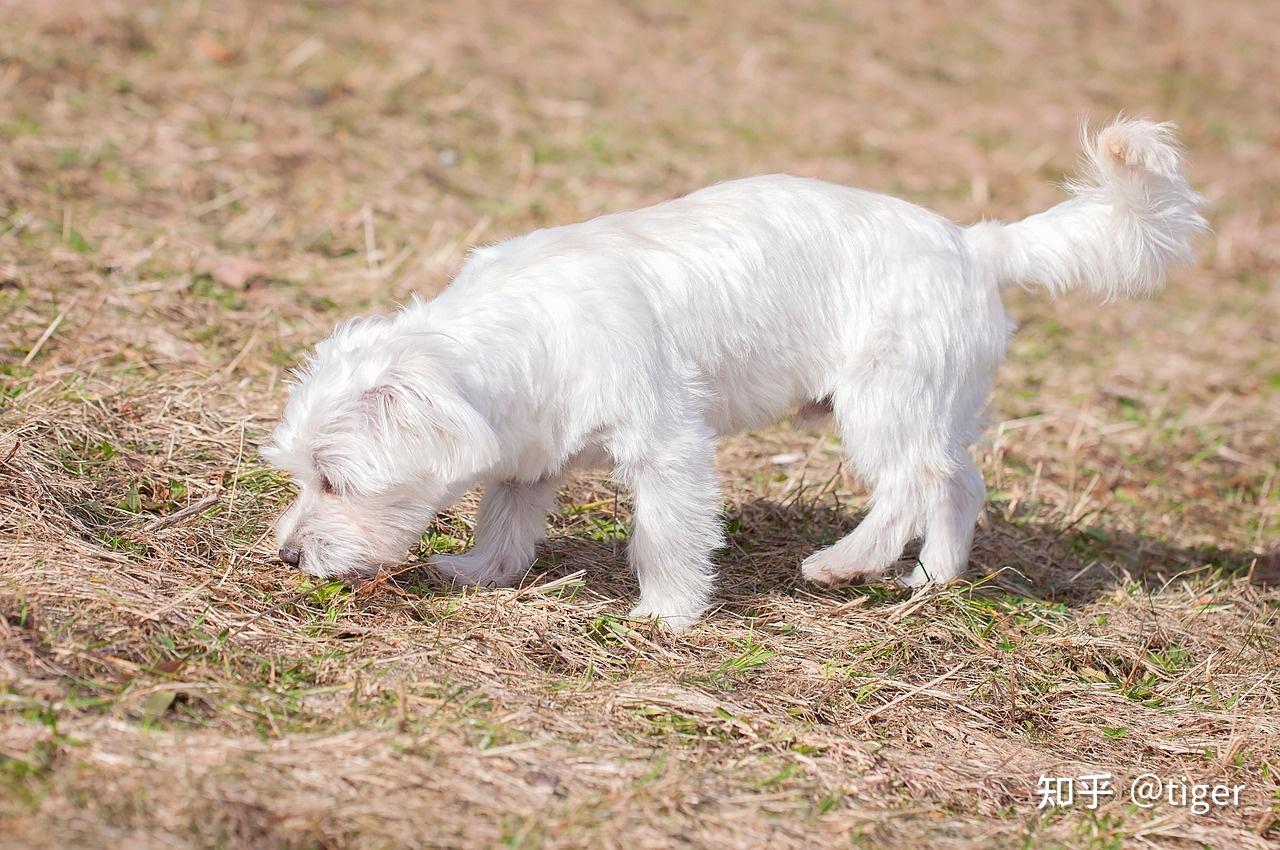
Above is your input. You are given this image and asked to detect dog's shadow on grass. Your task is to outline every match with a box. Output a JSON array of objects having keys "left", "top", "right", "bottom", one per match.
[
  {"left": 718, "top": 497, "right": 1277, "bottom": 612},
  {"left": 526, "top": 497, "right": 1276, "bottom": 616}
]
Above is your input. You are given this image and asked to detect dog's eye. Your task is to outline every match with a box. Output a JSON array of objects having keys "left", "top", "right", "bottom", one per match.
[{"left": 318, "top": 475, "right": 337, "bottom": 495}]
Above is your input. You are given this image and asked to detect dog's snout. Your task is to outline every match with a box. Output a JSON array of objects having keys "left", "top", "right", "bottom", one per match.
[{"left": 278, "top": 544, "right": 302, "bottom": 567}]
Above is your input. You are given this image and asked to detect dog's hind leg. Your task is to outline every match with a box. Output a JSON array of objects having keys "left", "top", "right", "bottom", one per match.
[
  {"left": 615, "top": 418, "right": 724, "bottom": 632},
  {"left": 800, "top": 477, "right": 920, "bottom": 585},
  {"left": 430, "top": 476, "right": 561, "bottom": 588},
  {"left": 800, "top": 380, "right": 947, "bottom": 585},
  {"left": 899, "top": 453, "right": 984, "bottom": 588},
  {"left": 801, "top": 372, "right": 985, "bottom": 587}
]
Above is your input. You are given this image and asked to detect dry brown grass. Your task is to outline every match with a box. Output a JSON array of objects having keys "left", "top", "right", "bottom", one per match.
[{"left": 2, "top": 1, "right": 1278, "bottom": 847}]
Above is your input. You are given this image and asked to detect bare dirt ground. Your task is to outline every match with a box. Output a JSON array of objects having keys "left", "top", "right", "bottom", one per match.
[{"left": 2, "top": 1, "right": 1278, "bottom": 847}]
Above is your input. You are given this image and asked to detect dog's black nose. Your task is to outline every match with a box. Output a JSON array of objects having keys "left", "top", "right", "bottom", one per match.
[{"left": 278, "top": 545, "right": 302, "bottom": 567}]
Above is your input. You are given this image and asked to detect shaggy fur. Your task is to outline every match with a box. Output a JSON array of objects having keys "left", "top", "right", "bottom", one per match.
[{"left": 264, "top": 117, "right": 1206, "bottom": 631}]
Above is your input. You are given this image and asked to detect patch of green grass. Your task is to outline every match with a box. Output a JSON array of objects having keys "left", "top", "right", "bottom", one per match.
[
  {"left": 633, "top": 704, "right": 748, "bottom": 742},
  {"left": 96, "top": 530, "right": 149, "bottom": 555},
  {"left": 57, "top": 438, "right": 135, "bottom": 484},
  {"left": 1, "top": 113, "right": 41, "bottom": 137},
  {"left": 190, "top": 275, "right": 243, "bottom": 310},
  {"left": 1148, "top": 645, "right": 1191, "bottom": 673},
  {"left": 0, "top": 363, "right": 32, "bottom": 399},
  {"left": 752, "top": 761, "right": 799, "bottom": 790},
  {"left": 841, "top": 583, "right": 899, "bottom": 604},
  {"left": 294, "top": 579, "right": 355, "bottom": 631},
  {"left": 586, "top": 613, "right": 643, "bottom": 647},
  {"left": 582, "top": 516, "right": 628, "bottom": 542},
  {"left": 63, "top": 227, "right": 92, "bottom": 254},
  {"left": 631, "top": 752, "right": 667, "bottom": 788},
  {"left": 815, "top": 789, "right": 850, "bottom": 819},
  {"left": 421, "top": 528, "right": 468, "bottom": 554},
  {"left": 709, "top": 635, "right": 775, "bottom": 685},
  {"left": 115, "top": 477, "right": 190, "bottom": 515},
  {"left": 227, "top": 462, "right": 291, "bottom": 497},
  {"left": 0, "top": 704, "right": 79, "bottom": 806}
]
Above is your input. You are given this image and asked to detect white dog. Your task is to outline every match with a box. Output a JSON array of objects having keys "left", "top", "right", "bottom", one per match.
[{"left": 263, "top": 118, "right": 1205, "bottom": 631}]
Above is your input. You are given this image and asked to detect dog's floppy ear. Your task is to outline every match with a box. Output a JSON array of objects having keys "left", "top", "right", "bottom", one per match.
[{"left": 358, "top": 353, "right": 499, "bottom": 484}]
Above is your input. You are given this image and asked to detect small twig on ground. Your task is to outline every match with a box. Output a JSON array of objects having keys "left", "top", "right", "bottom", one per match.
[
  {"left": 22, "top": 297, "right": 77, "bottom": 366},
  {"left": 143, "top": 494, "right": 222, "bottom": 532},
  {"left": 860, "top": 663, "right": 967, "bottom": 725}
]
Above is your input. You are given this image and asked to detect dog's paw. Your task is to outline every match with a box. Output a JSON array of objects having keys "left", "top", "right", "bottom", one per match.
[
  {"left": 628, "top": 602, "right": 703, "bottom": 634},
  {"left": 801, "top": 547, "right": 858, "bottom": 585},
  {"left": 894, "top": 562, "right": 961, "bottom": 590},
  {"left": 429, "top": 552, "right": 522, "bottom": 588},
  {"left": 893, "top": 565, "right": 933, "bottom": 590},
  {"left": 429, "top": 553, "right": 485, "bottom": 586}
]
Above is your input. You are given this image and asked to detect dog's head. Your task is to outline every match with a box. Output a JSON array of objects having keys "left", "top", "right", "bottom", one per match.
[{"left": 262, "top": 315, "right": 497, "bottom": 579}]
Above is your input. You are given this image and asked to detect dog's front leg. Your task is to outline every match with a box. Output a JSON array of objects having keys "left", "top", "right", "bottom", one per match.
[
  {"left": 620, "top": 422, "right": 723, "bottom": 632},
  {"left": 431, "top": 477, "right": 560, "bottom": 588}
]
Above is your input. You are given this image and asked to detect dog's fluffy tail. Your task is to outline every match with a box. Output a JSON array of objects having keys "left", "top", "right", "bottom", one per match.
[{"left": 965, "top": 117, "right": 1207, "bottom": 299}]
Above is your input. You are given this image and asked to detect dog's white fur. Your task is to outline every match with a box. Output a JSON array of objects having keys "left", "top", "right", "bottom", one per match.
[{"left": 264, "top": 118, "right": 1205, "bottom": 631}]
